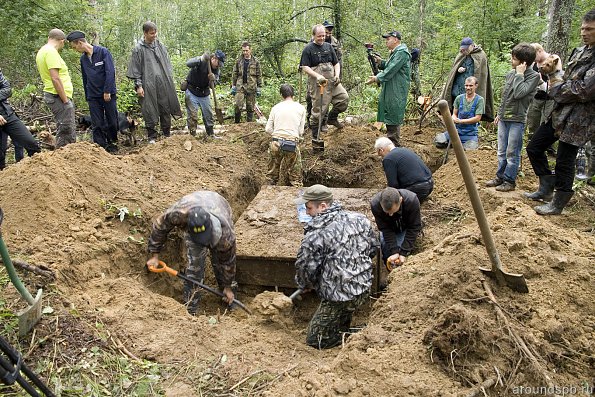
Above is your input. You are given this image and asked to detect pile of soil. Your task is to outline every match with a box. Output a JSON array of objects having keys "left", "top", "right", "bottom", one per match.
[{"left": 0, "top": 120, "right": 593, "bottom": 396}]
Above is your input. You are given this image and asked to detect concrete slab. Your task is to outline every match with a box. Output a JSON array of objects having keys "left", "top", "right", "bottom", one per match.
[{"left": 235, "top": 185, "right": 380, "bottom": 288}]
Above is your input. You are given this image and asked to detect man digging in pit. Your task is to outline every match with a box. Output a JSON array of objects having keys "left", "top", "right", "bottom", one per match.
[
  {"left": 294, "top": 185, "right": 379, "bottom": 349},
  {"left": 146, "top": 191, "right": 237, "bottom": 315}
]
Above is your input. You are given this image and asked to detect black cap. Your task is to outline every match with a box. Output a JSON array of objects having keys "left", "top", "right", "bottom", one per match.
[
  {"left": 187, "top": 207, "right": 213, "bottom": 246},
  {"left": 382, "top": 31, "right": 402, "bottom": 40},
  {"left": 323, "top": 20, "right": 334, "bottom": 29},
  {"left": 66, "top": 31, "right": 86, "bottom": 42}
]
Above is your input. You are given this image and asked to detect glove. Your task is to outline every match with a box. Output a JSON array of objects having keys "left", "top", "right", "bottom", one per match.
[
  {"left": 316, "top": 76, "right": 327, "bottom": 85},
  {"left": 231, "top": 86, "right": 237, "bottom": 95},
  {"left": 332, "top": 76, "right": 340, "bottom": 85},
  {"left": 256, "top": 88, "right": 261, "bottom": 97}
]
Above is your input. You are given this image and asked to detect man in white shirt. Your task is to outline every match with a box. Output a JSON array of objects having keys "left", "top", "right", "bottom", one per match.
[{"left": 265, "top": 84, "right": 306, "bottom": 186}]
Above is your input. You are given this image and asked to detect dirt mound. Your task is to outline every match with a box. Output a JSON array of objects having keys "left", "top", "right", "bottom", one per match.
[{"left": 1, "top": 122, "right": 594, "bottom": 396}]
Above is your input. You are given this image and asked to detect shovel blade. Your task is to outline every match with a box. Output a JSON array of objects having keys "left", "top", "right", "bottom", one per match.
[
  {"left": 312, "top": 139, "right": 325, "bottom": 153},
  {"left": 479, "top": 267, "right": 528, "bottom": 293},
  {"left": 17, "top": 289, "right": 43, "bottom": 337},
  {"left": 215, "top": 108, "right": 224, "bottom": 125}
]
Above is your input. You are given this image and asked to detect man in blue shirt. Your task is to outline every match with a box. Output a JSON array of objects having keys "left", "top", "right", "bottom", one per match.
[{"left": 67, "top": 31, "right": 118, "bottom": 152}]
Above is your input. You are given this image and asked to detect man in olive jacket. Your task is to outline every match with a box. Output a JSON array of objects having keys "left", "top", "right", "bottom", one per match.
[
  {"left": 367, "top": 31, "right": 411, "bottom": 147},
  {"left": 231, "top": 42, "right": 262, "bottom": 123}
]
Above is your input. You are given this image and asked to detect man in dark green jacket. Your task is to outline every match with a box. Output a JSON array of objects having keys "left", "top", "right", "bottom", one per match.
[{"left": 367, "top": 31, "right": 411, "bottom": 146}]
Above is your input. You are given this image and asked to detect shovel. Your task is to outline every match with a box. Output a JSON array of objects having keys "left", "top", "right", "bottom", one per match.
[
  {"left": 148, "top": 260, "right": 252, "bottom": 315},
  {"left": 206, "top": 55, "right": 225, "bottom": 125},
  {"left": 437, "top": 100, "right": 528, "bottom": 293},
  {"left": 0, "top": 208, "right": 43, "bottom": 336},
  {"left": 312, "top": 80, "right": 327, "bottom": 153}
]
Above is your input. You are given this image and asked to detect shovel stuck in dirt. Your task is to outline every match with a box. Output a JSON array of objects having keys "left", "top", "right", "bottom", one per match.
[
  {"left": 437, "top": 101, "right": 529, "bottom": 293},
  {"left": 206, "top": 56, "right": 225, "bottom": 125},
  {"left": 0, "top": 208, "right": 43, "bottom": 336},
  {"left": 148, "top": 261, "right": 252, "bottom": 315},
  {"left": 312, "top": 81, "right": 327, "bottom": 153}
]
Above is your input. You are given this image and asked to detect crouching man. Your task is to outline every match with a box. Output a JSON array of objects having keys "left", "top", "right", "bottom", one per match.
[
  {"left": 294, "top": 185, "right": 379, "bottom": 349},
  {"left": 146, "top": 191, "right": 237, "bottom": 315}
]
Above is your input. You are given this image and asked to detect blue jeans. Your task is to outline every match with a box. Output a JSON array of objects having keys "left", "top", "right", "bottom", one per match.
[
  {"left": 496, "top": 121, "right": 525, "bottom": 183},
  {"left": 380, "top": 231, "right": 405, "bottom": 262},
  {"left": 185, "top": 90, "right": 213, "bottom": 134}
]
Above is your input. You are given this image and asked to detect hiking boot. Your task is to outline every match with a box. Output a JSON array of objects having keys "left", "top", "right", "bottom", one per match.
[
  {"left": 485, "top": 177, "right": 503, "bottom": 187},
  {"left": 495, "top": 181, "right": 515, "bottom": 192},
  {"left": 327, "top": 119, "right": 344, "bottom": 129},
  {"left": 523, "top": 174, "right": 555, "bottom": 201},
  {"left": 534, "top": 191, "right": 574, "bottom": 215}
]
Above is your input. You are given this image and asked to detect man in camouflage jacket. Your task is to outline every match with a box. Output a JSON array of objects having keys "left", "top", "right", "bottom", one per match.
[
  {"left": 295, "top": 185, "right": 379, "bottom": 349},
  {"left": 231, "top": 42, "right": 262, "bottom": 123},
  {"left": 146, "top": 191, "right": 237, "bottom": 315}
]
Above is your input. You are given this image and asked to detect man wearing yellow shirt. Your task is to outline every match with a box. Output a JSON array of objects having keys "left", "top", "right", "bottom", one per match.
[{"left": 36, "top": 28, "right": 76, "bottom": 148}]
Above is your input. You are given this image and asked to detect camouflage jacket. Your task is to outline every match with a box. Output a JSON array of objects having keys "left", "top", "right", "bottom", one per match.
[
  {"left": 147, "top": 191, "right": 236, "bottom": 287},
  {"left": 550, "top": 45, "right": 595, "bottom": 146},
  {"left": 295, "top": 203, "right": 379, "bottom": 302},
  {"left": 232, "top": 56, "right": 262, "bottom": 92}
]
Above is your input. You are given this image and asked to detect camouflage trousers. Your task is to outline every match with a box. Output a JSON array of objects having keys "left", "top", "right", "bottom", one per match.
[
  {"left": 266, "top": 140, "right": 303, "bottom": 187},
  {"left": 306, "top": 292, "right": 368, "bottom": 349},
  {"left": 183, "top": 235, "right": 225, "bottom": 315},
  {"left": 234, "top": 88, "right": 256, "bottom": 120}
]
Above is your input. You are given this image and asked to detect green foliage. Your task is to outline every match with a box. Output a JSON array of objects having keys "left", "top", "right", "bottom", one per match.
[{"left": 100, "top": 200, "right": 142, "bottom": 222}]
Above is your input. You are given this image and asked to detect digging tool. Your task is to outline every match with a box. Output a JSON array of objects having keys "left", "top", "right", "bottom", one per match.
[
  {"left": 0, "top": 208, "right": 43, "bottom": 336},
  {"left": 312, "top": 80, "right": 327, "bottom": 153},
  {"left": 148, "top": 261, "right": 252, "bottom": 315},
  {"left": 289, "top": 288, "right": 303, "bottom": 302},
  {"left": 206, "top": 56, "right": 225, "bottom": 125},
  {"left": 437, "top": 100, "right": 529, "bottom": 293}
]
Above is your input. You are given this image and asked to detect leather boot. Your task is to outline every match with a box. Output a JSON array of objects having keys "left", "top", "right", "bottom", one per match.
[
  {"left": 246, "top": 112, "right": 254, "bottom": 122},
  {"left": 327, "top": 109, "right": 344, "bottom": 129},
  {"left": 234, "top": 111, "right": 241, "bottom": 124},
  {"left": 534, "top": 191, "right": 574, "bottom": 215},
  {"left": 523, "top": 174, "right": 555, "bottom": 201}
]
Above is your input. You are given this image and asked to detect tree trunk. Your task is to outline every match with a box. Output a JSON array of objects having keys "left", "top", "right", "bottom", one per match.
[{"left": 546, "top": 0, "right": 576, "bottom": 64}]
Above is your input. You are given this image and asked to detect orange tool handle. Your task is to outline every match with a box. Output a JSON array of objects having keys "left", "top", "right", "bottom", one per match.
[
  {"left": 148, "top": 260, "right": 179, "bottom": 277},
  {"left": 386, "top": 258, "right": 402, "bottom": 272}
]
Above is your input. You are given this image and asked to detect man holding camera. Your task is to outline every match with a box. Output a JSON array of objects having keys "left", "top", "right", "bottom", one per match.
[
  {"left": 367, "top": 31, "right": 411, "bottom": 147},
  {"left": 300, "top": 24, "right": 349, "bottom": 138}
]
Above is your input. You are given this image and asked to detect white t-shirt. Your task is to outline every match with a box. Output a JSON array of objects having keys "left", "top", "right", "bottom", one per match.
[{"left": 265, "top": 99, "right": 306, "bottom": 140}]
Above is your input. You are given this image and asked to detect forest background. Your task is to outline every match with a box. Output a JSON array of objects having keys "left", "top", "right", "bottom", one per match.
[{"left": 0, "top": 0, "right": 592, "bottom": 121}]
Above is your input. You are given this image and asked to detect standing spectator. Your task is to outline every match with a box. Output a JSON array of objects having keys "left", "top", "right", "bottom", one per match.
[
  {"left": 127, "top": 21, "right": 182, "bottom": 144},
  {"left": 375, "top": 137, "right": 433, "bottom": 202},
  {"left": 366, "top": 31, "right": 411, "bottom": 147},
  {"left": 301, "top": 24, "right": 349, "bottom": 138},
  {"left": 0, "top": 70, "right": 41, "bottom": 170},
  {"left": 526, "top": 43, "right": 556, "bottom": 142},
  {"left": 370, "top": 187, "right": 422, "bottom": 268},
  {"left": 265, "top": 84, "right": 306, "bottom": 186},
  {"left": 146, "top": 191, "right": 237, "bottom": 315},
  {"left": 35, "top": 28, "right": 76, "bottom": 148},
  {"left": 184, "top": 51, "right": 226, "bottom": 137},
  {"left": 66, "top": 31, "right": 118, "bottom": 153},
  {"left": 295, "top": 185, "right": 378, "bottom": 349},
  {"left": 526, "top": 9, "right": 595, "bottom": 214},
  {"left": 231, "top": 42, "right": 262, "bottom": 123},
  {"left": 441, "top": 37, "right": 494, "bottom": 122},
  {"left": 434, "top": 76, "right": 485, "bottom": 150},
  {"left": 410, "top": 48, "right": 422, "bottom": 99},
  {"left": 486, "top": 43, "right": 539, "bottom": 192}
]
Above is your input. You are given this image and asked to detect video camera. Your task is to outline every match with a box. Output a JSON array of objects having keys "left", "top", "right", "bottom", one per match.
[{"left": 365, "top": 43, "right": 380, "bottom": 77}]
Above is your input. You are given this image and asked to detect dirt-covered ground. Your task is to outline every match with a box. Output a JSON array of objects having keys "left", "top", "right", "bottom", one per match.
[{"left": 0, "top": 119, "right": 593, "bottom": 396}]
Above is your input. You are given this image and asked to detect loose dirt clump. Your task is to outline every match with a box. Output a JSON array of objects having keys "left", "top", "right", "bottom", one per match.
[{"left": 0, "top": 120, "right": 594, "bottom": 396}]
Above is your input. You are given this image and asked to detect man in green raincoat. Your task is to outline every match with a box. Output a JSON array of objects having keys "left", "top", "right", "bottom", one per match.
[{"left": 367, "top": 31, "right": 411, "bottom": 146}]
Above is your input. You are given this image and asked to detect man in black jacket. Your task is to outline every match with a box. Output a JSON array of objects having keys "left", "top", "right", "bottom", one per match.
[
  {"left": 0, "top": 70, "right": 41, "bottom": 170},
  {"left": 370, "top": 187, "right": 422, "bottom": 269},
  {"left": 375, "top": 137, "right": 433, "bottom": 203}
]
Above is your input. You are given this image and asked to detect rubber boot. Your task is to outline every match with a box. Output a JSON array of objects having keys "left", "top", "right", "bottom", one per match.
[
  {"left": 162, "top": 128, "right": 171, "bottom": 138},
  {"left": 327, "top": 109, "right": 344, "bottom": 129},
  {"left": 386, "top": 125, "right": 400, "bottom": 147},
  {"left": 183, "top": 280, "right": 201, "bottom": 316},
  {"left": 234, "top": 111, "right": 241, "bottom": 124},
  {"left": 205, "top": 126, "right": 214, "bottom": 137},
  {"left": 534, "top": 191, "right": 574, "bottom": 215},
  {"left": 246, "top": 112, "right": 254, "bottom": 122},
  {"left": 523, "top": 174, "right": 555, "bottom": 201}
]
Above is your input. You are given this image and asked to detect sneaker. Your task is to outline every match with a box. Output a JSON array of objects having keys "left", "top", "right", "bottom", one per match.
[
  {"left": 148, "top": 139, "right": 156, "bottom": 145},
  {"left": 496, "top": 181, "right": 515, "bottom": 192},
  {"left": 485, "top": 177, "right": 503, "bottom": 187}
]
